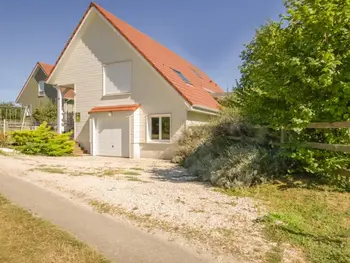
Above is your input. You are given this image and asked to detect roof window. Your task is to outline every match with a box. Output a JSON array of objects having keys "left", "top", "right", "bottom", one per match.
[{"left": 171, "top": 68, "right": 192, "bottom": 85}]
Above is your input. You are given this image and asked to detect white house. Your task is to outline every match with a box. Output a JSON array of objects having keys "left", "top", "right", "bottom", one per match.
[{"left": 46, "top": 2, "right": 223, "bottom": 159}]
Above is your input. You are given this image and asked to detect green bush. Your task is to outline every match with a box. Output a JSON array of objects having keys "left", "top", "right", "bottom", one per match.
[
  {"left": 11, "top": 123, "right": 74, "bottom": 156},
  {"left": 231, "top": 0, "right": 350, "bottom": 191}
]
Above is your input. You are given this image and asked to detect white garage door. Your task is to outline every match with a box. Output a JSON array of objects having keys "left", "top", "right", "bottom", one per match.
[{"left": 96, "top": 113, "right": 130, "bottom": 157}]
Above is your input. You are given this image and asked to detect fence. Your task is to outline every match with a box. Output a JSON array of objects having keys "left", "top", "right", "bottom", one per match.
[
  {"left": 230, "top": 121, "right": 350, "bottom": 177},
  {"left": 0, "top": 120, "right": 36, "bottom": 133}
]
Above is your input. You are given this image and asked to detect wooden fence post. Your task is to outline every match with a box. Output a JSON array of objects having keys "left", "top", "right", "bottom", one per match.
[{"left": 2, "top": 119, "right": 6, "bottom": 134}]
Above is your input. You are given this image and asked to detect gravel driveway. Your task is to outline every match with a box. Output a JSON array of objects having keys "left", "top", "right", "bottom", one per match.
[{"left": 0, "top": 154, "right": 278, "bottom": 263}]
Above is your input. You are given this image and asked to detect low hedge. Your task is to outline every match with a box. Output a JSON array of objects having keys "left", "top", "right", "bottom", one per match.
[{"left": 11, "top": 122, "right": 74, "bottom": 156}]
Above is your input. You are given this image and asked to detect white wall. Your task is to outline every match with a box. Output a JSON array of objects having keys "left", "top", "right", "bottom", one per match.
[
  {"left": 50, "top": 10, "right": 187, "bottom": 157},
  {"left": 186, "top": 111, "right": 212, "bottom": 127}
]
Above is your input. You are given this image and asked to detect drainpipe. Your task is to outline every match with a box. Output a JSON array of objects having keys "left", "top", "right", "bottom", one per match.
[{"left": 54, "top": 85, "right": 63, "bottom": 134}]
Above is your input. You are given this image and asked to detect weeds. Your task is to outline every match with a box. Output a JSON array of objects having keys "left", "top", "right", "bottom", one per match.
[{"left": 31, "top": 167, "right": 65, "bottom": 174}]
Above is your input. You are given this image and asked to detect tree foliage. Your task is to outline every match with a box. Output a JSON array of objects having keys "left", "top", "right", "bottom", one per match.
[
  {"left": 0, "top": 102, "right": 23, "bottom": 120},
  {"left": 234, "top": 0, "right": 350, "bottom": 189},
  {"left": 32, "top": 101, "right": 57, "bottom": 124},
  {"left": 237, "top": 0, "right": 350, "bottom": 127}
]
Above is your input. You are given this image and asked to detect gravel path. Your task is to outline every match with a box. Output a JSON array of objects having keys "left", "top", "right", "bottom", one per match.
[{"left": 0, "top": 154, "right": 277, "bottom": 263}]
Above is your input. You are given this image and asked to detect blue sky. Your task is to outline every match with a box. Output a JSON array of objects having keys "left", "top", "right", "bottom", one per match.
[{"left": 0, "top": 0, "right": 285, "bottom": 101}]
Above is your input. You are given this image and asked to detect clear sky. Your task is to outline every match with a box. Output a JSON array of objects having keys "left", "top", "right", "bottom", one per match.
[{"left": 0, "top": 0, "right": 285, "bottom": 102}]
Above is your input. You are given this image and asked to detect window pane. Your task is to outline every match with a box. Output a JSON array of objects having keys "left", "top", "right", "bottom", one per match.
[
  {"left": 161, "top": 117, "right": 170, "bottom": 140},
  {"left": 38, "top": 81, "right": 45, "bottom": 92},
  {"left": 151, "top": 117, "right": 160, "bottom": 140}
]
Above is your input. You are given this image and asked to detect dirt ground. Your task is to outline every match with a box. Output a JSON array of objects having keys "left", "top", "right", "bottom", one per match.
[{"left": 0, "top": 154, "right": 300, "bottom": 263}]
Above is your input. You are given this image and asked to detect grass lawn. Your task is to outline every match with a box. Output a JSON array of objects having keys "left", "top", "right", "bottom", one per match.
[
  {"left": 220, "top": 181, "right": 350, "bottom": 263},
  {"left": 0, "top": 194, "right": 109, "bottom": 263}
]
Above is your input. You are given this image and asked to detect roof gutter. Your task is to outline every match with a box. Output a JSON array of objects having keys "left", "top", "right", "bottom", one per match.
[{"left": 188, "top": 104, "right": 220, "bottom": 116}]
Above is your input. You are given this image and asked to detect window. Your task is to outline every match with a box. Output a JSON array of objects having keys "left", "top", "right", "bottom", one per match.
[
  {"left": 103, "top": 61, "right": 131, "bottom": 95},
  {"left": 171, "top": 68, "right": 192, "bottom": 85},
  {"left": 150, "top": 115, "right": 171, "bottom": 141},
  {"left": 38, "top": 80, "right": 45, "bottom": 97}
]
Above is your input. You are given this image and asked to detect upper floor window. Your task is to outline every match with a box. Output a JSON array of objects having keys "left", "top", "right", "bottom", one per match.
[
  {"left": 38, "top": 80, "right": 45, "bottom": 97},
  {"left": 103, "top": 61, "right": 132, "bottom": 95}
]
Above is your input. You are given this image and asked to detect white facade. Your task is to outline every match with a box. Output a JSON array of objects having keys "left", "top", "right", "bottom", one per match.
[{"left": 47, "top": 8, "right": 215, "bottom": 159}]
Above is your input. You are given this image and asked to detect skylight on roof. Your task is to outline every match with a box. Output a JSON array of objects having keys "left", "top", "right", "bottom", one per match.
[
  {"left": 191, "top": 68, "right": 202, "bottom": 79},
  {"left": 171, "top": 68, "right": 192, "bottom": 85}
]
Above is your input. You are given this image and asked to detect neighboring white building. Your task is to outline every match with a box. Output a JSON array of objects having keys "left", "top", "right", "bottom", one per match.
[{"left": 46, "top": 2, "right": 223, "bottom": 159}]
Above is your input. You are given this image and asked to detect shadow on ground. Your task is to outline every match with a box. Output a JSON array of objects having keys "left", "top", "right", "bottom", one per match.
[{"left": 149, "top": 165, "right": 211, "bottom": 186}]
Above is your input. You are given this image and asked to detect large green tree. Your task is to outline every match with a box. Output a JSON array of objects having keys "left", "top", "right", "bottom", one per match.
[
  {"left": 237, "top": 0, "right": 350, "bottom": 128},
  {"left": 235, "top": 0, "right": 350, "bottom": 188},
  {"left": 32, "top": 101, "right": 57, "bottom": 125}
]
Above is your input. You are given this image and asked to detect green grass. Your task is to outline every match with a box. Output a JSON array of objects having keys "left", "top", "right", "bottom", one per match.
[
  {"left": 31, "top": 167, "right": 66, "bottom": 174},
  {"left": 130, "top": 167, "right": 144, "bottom": 171},
  {"left": 220, "top": 183, "right": 350, "bottom": 263},
  {"left": 99, "top": 169, "right": 124, "bottom": 177},
  {"left": 0, "top": 150, "right": 9, "bottom": 156},
  {"left": 0, "top": 194, "right": 109, "bottom": 263},
  {"left": 125, "top": 176, "right": 143, "bottom": 182},
  {"left": 264, "top": 246, "right": 283, "bottom": 263},
  {"left": 122, "top": 171, "right": 141, "bottom": 176}
]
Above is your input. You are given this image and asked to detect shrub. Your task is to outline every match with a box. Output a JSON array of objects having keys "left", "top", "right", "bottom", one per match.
[
  {"left": 174, "top": 110, "right": 294, "bottom": 188},
  {"left": 11, "top": 122, "right": 74, "bottom": 156},
  {"left": 0, "top": 133, "right": 8, "bottom": 147}
]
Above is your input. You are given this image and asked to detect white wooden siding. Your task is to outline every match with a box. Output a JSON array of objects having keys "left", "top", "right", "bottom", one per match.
[{"left": 49, "top": 10, "right": 187, "bottom": 158}]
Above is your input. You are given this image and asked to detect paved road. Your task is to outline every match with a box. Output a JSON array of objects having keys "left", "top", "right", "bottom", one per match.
[{"left": 0, "top": 172, "right": 215, "bottom": 263}]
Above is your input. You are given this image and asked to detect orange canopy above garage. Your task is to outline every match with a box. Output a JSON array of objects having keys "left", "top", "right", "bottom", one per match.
[{"left": 88, "top": 104, "right": 140, "bottom": 114}]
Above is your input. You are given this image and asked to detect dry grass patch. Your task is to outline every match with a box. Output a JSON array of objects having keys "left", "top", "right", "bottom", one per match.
[
  {"left": 125, "top": 176, "right": 144, "bottom": 182},
  {"left": 30, "top": 167, "right": 66, "bottom": 174},
  {"left": 0, "top": 194, "right": 108, "bottom": 263},
  {"left": 130, "top": 167, "right": 144, "bottom": 171},
  {"left": 99, "top": 168, "right": 124, "bottom": 177},
  {"left": 122, "top": 171, "right": 141, "bottom": 176},
  {"left": 0, "top": 150, "right": 9, "bottom": 156}
]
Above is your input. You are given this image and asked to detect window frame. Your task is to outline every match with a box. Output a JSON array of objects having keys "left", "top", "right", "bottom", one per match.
[
  {"left": 102, "top": 60, "right": 132, "bottom": 96},
  {"left": 38, "top": 80, "right": 45, "bottom": 97},
  {"left": 148, "top": 114, "right": 171, "bottom": 143},
  {"left": 171, "top": 68, "right": 192, "bottom": 85}
]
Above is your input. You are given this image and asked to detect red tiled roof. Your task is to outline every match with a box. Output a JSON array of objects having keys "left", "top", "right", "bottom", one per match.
[
  {"left": 88, "top": 104, "right": 140, "bottom": 114},
  {"left": 16, "top": 62, "right": 53, "bottom": 102},
  {"left": 60, "top": 87, "right": 75, "bottom": 100},
  {"left": 38, "top": 62, "right": 54, "bottom": 76},
  {"left": 48, "top": 2, "right": 223, "bottom": 110}
]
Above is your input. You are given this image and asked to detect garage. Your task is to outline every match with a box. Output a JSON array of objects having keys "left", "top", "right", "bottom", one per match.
[{"left": 95, "top": 112, "right": 130, "bottom": 157}]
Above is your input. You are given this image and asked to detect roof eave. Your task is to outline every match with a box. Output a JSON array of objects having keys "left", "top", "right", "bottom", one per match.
[{"left": 189, "top": 104, "right": 220, "bottom": 116}]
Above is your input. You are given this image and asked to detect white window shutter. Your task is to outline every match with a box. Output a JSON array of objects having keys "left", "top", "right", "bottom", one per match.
[{"left": 104, "top": 61, "right": 131, "bottom": 94}]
